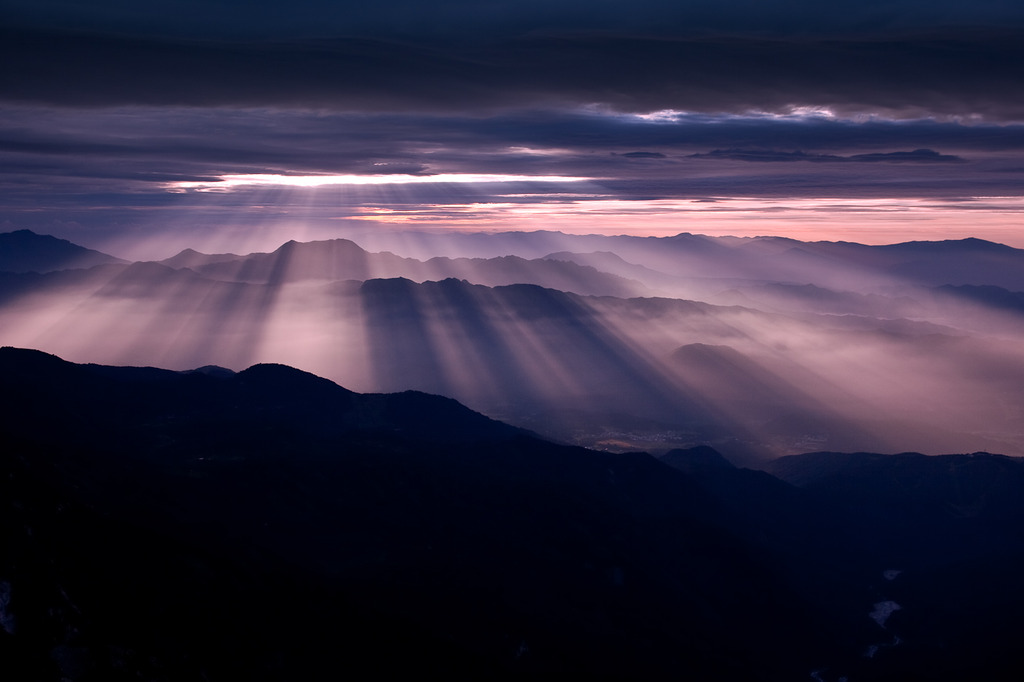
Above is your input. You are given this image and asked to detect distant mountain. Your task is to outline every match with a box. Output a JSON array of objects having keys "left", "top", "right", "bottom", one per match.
[
  {"left": 543, "top": 249, "right": 682, "bottom": 289},
  {"left": 351, "top": 229, "right": 740, "bottom": 265},
  {"left": 2, "top": 261, "right": 1023, "bottom": 459},
  {"left": 167, "top": 237, "right": 648, "bottom": 297},
  {"left": 763, "top": 450, "right": 1024, "bottom": 681},
  {"left": 800, "top": 238, "right": 1024, "bottom": 290},
  {"left": 710, "top": 282, "right": 924, "bottom": 317},
  {"left": 933, "top": 283, "right": 1024, "bottom": 315},
  {"left": 541, "top": 249, "right": 762, "bottom": 299},
  {"left": 3, "top": 231, "right": 1024, "bottom": 460},
  {"left": 659, "top": 444, "right": 736, "bottom": 474},
  {"left": 0, "top": 229, "right": 125, "bottom": 273},
  {"left": 354, "top": 230, "right": 1024, "bottom": 292},
  {"left": 158, "top": 247, "right": 243, "bottom": 270},
  {"left": 17, "top": 228, "right": 1024, "bottom": 308},
  {"left": 669, "top": 342, "right": 806, "bottom": 405},
  {"left": 765, "top": 450, "right": 1024, "bottom": 526}
]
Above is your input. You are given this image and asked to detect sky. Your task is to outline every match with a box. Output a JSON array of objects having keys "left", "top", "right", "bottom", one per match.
[{"left": 2, "top": 0, "right": 1024, "bottom": 259}]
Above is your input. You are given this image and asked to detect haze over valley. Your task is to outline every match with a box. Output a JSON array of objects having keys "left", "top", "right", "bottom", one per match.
[{"left": 4, "top": 228, "right": 1023, "bottom": 464}]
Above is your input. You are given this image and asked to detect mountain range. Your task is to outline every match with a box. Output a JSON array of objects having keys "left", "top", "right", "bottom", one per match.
[
  {"left": 0, "top": 230, "right": 126, "bottom": 273},
  {"left": 2, "top": 229, "right": 1023, "bottom": 462}
]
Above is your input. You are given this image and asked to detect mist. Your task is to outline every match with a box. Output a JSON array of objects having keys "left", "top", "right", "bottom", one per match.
[{"left": 3, "top": 229, "right": 1023, "bottom": 465}]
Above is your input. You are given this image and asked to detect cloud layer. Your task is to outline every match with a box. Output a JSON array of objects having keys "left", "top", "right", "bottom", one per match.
[
  {"left": 2, "top": 1, "right": 1024, "bottom": 251},
  {"left": 3, "top": 27, "right": 1024, "bottom": 120}
]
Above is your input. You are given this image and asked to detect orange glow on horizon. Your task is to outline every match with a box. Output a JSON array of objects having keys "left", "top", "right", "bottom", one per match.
[
  {"left": 96, "top": 191, "right": 1024, "bottom": 261},
  {"left": 342, "top": 196, "right": 1024, "bottom": 247}
]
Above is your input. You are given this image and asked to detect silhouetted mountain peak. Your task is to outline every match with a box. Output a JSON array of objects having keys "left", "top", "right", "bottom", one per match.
[
  {"left": 98, "top": 261, "right": 213, "bottom": 292},
  {"left": 660, "top": 446, "right": 736, "bottom": 474},
  {"left": 544, "top": 249, "right": 630, "bottom": 264},
  {"left": 119, "top": 260, "right": 181, "bottom": 277},
  {"left": 0, "top": 348, "right": 526, "bottom": 446},
  {"left": 160, "top": 247, "right": 241, "bottom": 269},
  {"left": 661, "top": 232, "right": 728, "bottom": 253},
  {"left": 765, "top": 450, "right": 1024, "bottom": 492},
  {"left": 0, "top": 229, "right": 125, "bottom": 273},
  {"left": 0, "top": 345, "right": 69, "bottom": 374},
  {"left": 358, "top": 276, "right": 417, "bottom": 294},
  {"left": 184, "top": 365, "right": 236, "bottom": 378},
  {"left": 885, "top": 237, "right": 1016, "bottom": 254},
  {"left": 670, "top": 342, "right": 751, "bottom": 367},
  {"left": 236, "top": 362, "right": 355, "bottom": 397},
  {"left": 274, "top": 237, "right": 363, "bottom": 254}
]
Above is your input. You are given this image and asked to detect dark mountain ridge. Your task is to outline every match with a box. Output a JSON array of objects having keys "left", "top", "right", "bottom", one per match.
[
  {"left": 3, "top": 350, "right": 1024, "bottom": 680},
  {"left": 763, "top": 449, "right": 1024, "bottom": 681},
  {"left": 0, "top": 348, "right": 830, "bottom": 681},
  {"left": 1, "top": 347, "right": 525, "bottom": 446},
  {"left": 0, "top": 229, "right": 125, "bottom": 273}
]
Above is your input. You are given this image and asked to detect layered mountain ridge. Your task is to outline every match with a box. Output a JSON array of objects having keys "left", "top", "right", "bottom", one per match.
[
  {"left": 2, "top": 229, "right": 1024, "bottom": 462},
  {"left": 2, "top": 349, "right": 1023, "bottom": 680}
]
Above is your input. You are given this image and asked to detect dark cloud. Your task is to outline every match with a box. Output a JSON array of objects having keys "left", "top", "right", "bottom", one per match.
[
  {"left": 0, "top": 107, "right": 1019, "bottom": 212},
  {"left": 691, "top": 148, "right": 966, "bottom": 163},
  {"left": 2, "top": 107, "right": 1019, "bottom": 172},
  {"left": 848, "top": 149, "right": 965, "bottom": 163},
  {"left": 2, "top": 0, "right": 1023, "bottom": 251},
  {"left": 5, "top": 0, "right": 1024, "bottom": 39},
  {"left": 621, "top": 152, "right": 667, "bottom": 159},
  {"left": 2, "top": 26, "right": 1023, "bottom": 120}
]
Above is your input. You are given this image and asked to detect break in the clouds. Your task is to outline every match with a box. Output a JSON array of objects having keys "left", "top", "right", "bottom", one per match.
[
  {"left": 3, "top": 107, "right": 1023, "bottom": 183},
  {"left": 3, "top": 104, "right": 1024, "bottom": 255},
  {"left": 2, "top": 0, "right": 1024, "bottom": 252}
]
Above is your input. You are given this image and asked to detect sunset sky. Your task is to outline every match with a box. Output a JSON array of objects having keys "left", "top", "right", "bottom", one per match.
[{"left": 3, "top": 0, "right": 1024, "bottom": 258}]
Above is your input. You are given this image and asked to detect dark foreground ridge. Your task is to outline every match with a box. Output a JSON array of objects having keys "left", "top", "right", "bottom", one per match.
[{"left": 2, "top": 348, "right": 1024, "bottom": 681}]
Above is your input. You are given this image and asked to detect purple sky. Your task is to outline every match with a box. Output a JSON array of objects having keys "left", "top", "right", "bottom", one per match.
[{"left": 3, "top": 0, "right": 1024, "bottom": 257}]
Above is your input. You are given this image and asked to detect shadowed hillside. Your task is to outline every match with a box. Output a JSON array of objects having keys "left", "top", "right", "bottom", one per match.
[{"left": 4, "top": 350, "right": 1024, "bottom": 680}]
